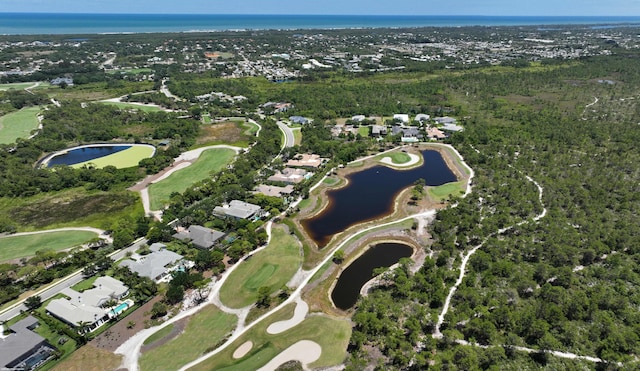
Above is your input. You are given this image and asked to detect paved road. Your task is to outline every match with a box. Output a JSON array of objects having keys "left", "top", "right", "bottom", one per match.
[
  {"left": 0, "top": 238, "right": 146, "bottom": 322},
  {"left": 277, "top": 121, "right": 295, "bottom": 148}
]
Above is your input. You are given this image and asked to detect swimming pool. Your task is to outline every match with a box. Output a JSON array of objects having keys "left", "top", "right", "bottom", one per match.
[{"left": 110, "top": 301, "right": 130, "bottom": 316}]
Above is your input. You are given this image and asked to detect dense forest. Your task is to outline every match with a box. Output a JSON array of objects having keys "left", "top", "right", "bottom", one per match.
[{"left": 345, "top": 54, "right": 640, "bottom": 369}]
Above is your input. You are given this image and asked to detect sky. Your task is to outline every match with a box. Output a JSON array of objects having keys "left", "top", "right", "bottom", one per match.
[{"left": 2, "top": 0, "right": 640, "bottom": 17}]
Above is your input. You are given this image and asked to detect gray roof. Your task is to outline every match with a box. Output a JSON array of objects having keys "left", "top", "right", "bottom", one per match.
[
  {"left": 46, "top": 298, "right": 107, "bottom": 327},
  {"left": 174, "top": 225, "right": 225, "bottom": 249},
  {"left": 254, "top": 184, "right": 295, "bottom": 197},
  {"left": 120, "top": 247, "right": 183, "bottom": 281},
  {"left": 0, "top": 316, "right": 48, "bottom": 368},
  {"left": 434, "top": 116, "right": 457, "bottom": 124},
  {"left": 214, "top": 200, "right": 262, "bottom": 219}
]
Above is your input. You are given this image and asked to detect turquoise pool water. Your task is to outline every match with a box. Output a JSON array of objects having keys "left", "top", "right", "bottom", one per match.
[{"left": 110, "top": 302, "right": 129, "bottom": 316}]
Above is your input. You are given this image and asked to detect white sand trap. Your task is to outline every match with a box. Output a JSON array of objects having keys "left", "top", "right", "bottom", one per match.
[
  {"left": 380, "top": 153, "right": 420, "bottom": 167},
  {"left": 233, "top": 340, "right": 253, "bottom": 359},
  {"left": 256, "top": 340, "right": 322, "bottom": 371},
  {"left": 266, "top": 298, "right": 308, "bottom": 334}
]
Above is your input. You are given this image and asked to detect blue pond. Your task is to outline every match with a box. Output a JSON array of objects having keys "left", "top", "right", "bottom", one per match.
[
  {"left": 302, "top": 150, "right": 456, "bottom": 247},
  {"left": 47, "top": 145, "right": 131, "bottom": 167}
]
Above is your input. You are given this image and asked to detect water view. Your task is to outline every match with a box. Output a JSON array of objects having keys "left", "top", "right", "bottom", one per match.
[
  {"left": 302, "top": 150, "right": 456, "bottom": 247},
  {"left": 331, "top": 242, "right": 413, "bottom": 310},
  {"left": 46, "top": 145, "right": 131, "bottom": 167}
]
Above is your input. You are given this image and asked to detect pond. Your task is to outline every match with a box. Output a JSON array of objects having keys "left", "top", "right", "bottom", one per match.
[
  {"left": 45, "top": 145, "right": 132, "bottom": 167},
  {"left": 302, "top": 150, "right": 456, "bottom": 247},
  {"left": 331, "top": 242, "right": 413, "bottom": 310}
]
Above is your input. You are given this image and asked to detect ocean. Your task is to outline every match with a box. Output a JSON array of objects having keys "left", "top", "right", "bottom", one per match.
[{"left": 1, "top": 13, "right": 640, "bottom": 35}]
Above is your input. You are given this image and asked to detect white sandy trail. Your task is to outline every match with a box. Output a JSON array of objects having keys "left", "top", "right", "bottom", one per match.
[
  {"left": 256, "top": 340, "right": 322, "bottom": 371},
  {"left": 266, "top": 297, "right": 309, "bottom": 335}
]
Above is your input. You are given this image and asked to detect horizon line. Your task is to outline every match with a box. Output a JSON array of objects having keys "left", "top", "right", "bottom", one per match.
[{"left": 1, "top": 12, "right": 640, "bottom": 18}]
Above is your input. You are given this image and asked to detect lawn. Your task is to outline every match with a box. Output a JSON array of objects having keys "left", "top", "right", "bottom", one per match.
[
  {"left": 148, "top": 148, "right": 236, "bottom": 210},
  {"left": 0, "top": 230, "right": 98, "bottom": 262},
  {"left": 99, "top": 101, "right": 163, "bottom": 112},
  {"left": 0, "top": 82, "right": 36, "bottom": 91},
  {"left": 241, "top": 121, "right": 259, "bottom": 136},
  {"left": 428, "top": 181, "right": 466, "bottom": 202},
  {"left": 357, "top": 126, "right": 370, "bottom": 137},
  {"left": 143, "top": 324, "right": 175, "bottom": 346},
  {"left": 139, "top": 305, "right": 237, "bottom": 371},
  {"left": 188, "top": 308, "right": 351, "bottom": 371},
  {"left": 70, "top": 275, "right": 99, "bottom": 292},
  {"left": 292, "top": 128, "right": 302, "bottom": 145},
  {"left": 0, "top": 106, "right": 41, "bottom": 144},
  {"left": 219, "top": 226, "right": 302, "bottom": 309},
  {"left": 380, "top": 151, "right": 411, "bottom": 164},
  {"left": 51, "top": 344, "right": 122, "bottom": 371},
  {"left": 70, "top": 145, "right": 155, "bottom": 169}
]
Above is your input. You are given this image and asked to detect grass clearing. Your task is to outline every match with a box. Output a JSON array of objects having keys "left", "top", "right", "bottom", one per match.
[
  {"left": 70, "top": 145, "right": 155, "bottom": 169},
  {"left": 189, "top": 311, "right": 351, "bottom": 371},
  {"left": 0, "top": 230, "right": 98, "bottom": 262},
  {"left": 378, "top": 151, "right": 411, "bottom": 164},
  {"left": 143, "top": 324, "right": 175, "bottom": 346},
  {"left": 0, "top": 106, "right": 41, "bottom": 144},
  {"left": 358, "top": 126, "right": 370, "bottom": 137},
  {"left": 241, "top": 120, "right": 259, "bottom": 136},
  {"left": 292, "top": 128, "right": 302, "bottom": 145},
  {"left": 51, "top": 344, "right": 122, "bottom": 371},
  {"left": 70, "top": 275, "right": 99, "bottom": 293},
  {"left": 148, "top": 148, "right": 236, "bottom": 210},
  {"left": 99, "top": 101, "right": 163, "bottom": 112},
  {"left": 428, "top": 181, "right": 466, "bottom": 202},
  {"left": 219, "top": 225, "right": 302, "bottom": 309},
  {"left": 139, "top": 305, "right": 237, "bottom": 371},
  {"left": 0, "top": 82, "right": 36, "bottom": 91},
  {"left": 1, "top": 189, "right": 142, "bottom": 230}
]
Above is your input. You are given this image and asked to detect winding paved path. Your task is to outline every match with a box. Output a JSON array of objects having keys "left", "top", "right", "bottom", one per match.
[{"left": 277, "top": 121, "right": 295, "bottom": 148}]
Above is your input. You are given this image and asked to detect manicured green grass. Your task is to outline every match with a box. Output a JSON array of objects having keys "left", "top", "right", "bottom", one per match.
[
  {"left": 139, "top": 305, "right": 237, "bottom": 371},
  {"left": 241, "top": 121, "right": 259, "bottom": 136},
  {"left": 428, "top": 181, "right": 466, "bottom": 202},
  {"left": 0, "top": 82, "right": 36, "bottom": 91},
  {"left": 143, "top": 324, "right": 175, "bottom": 346},
  {"left": 322, "top": 177, "right": 339, "bottom": 186},
  {"left": 148, "top": 148, "right": 236, "bottom": 210},
  {"left": 70, "top": 145, "right": 155, "bottom": 169},
  {"left": 358, "top": 126, "right": 370, "bottom": 137},
  {"left": 99, "top": 101, "right": 163, "bottom": 112},
  {"left": 188, "top": 308, "right": 351, "bottom": 371},
  {"left": 70, "top": 275, "right": 98, "bottom": 292},
  {"left": 202, "top": 114, "right": 212, "bottom": 124},
  {"left": 292, "top": 128, "right": 302, "bottom": 145},
  {"left": 0, "top": 230, "right": 98, "bottom": 262},
  {"left": 107, "top": 68, "right": 153, "bottom": 75},
  {"left": 0, "top": 106, "right": 41, "bottom": 144},
  {"left": 379, "top": 151, "right": 411, "bottom": 164},
  {"left": 219, "top": 226, "right": 302, "bottom": 309}
]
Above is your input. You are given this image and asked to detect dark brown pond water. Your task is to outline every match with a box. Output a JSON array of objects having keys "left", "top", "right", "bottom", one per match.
[
  {"left": 302, "top": 150, "right": 456, "bottom": 247},
  {"left": 331, "top": 242, "right": 413, "bottom": 310}
]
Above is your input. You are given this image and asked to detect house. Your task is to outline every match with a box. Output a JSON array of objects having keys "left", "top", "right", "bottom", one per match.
[
  {"left": 0, "top": 316, "right": 55, "bottom": 371},
  {"left": 393, "top": 114, "right": 410, "bottom": 123},
  {"left": 391, "top": 125, "right": 423, "bottom": 138},
  {"left": 434, "top": 116, "right": 458, "bottom": 125},
  {"left": 50, "top": 77, "right": 74, "bottom": 86},
  {"left": 119, "top": 243, "right": 185, "bottom": 283},
  {"left": 289, "top": 116, "right": 312, "bottom": 125},
  {"left": 286, "top": 154, "right": 324, "bottom": 169},
  {"left": 254, "top": 184, "right": 295, "bottom": 198},
  {"left": 415, "top": 113, "right": 431, "bottom": 122},
  {"left": 371, "top": 125, "right": 388, "bottom": 136},
  {"left": 213, "top": 200, "right": 263, "bottom": 220},
  {"left": 426, "top": 127, "right": 447, "bottom": 140},
  {"left": 268, "top": 167, "right": 309, "bottom": 184},
  {"left": 46, "top": 276, "right": 129, "bottom": 333},
  {"left": 351, "top": 115, "right": 366, "bottom": 122},
  {"left": 173, "top": 225, "right": 225, "bottom": 249}
]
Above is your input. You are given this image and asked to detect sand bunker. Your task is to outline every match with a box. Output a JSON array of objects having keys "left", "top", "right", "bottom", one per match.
[
  {"left": 256, "top": 340, "right": 321, "bottom": 371},
  {"left": 266, "top": 298, "right": 308, "bottom": 334},
  {"left": 380, "top": 153, "right": 420, "bottom": 167},
  {"left": 233, "top": 340, "right": 253, "bottom": 359}
]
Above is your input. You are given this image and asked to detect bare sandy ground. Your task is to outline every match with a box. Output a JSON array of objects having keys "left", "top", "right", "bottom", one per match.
[
  {"left": 232, "top": 341, "right": 253, "bottom": 359},
  {"left": 266, "top": 297, "right": 308, "bottom": 335},
  {"left": 379, "top": 153, "right": 420, "bottom": 167},
  {"left": 256, "top": 340, "right": 322, "bottom": 371}
]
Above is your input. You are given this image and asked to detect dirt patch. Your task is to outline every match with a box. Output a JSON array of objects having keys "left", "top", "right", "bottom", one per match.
[
  {"left": 91, "top": 296, "right": 163, "bottom": 352},
  {"left": 196, "top": 121, "right": 247, "bottom": 145},
  {"left": 140, "top": 317, "right": 188, "bottom": 353},
  {"left": 51, "top": 344, "right": 123, "bottom": 371}
]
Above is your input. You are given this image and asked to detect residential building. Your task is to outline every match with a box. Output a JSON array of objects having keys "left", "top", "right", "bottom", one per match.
[
  {"left": 254, "top": 184, "right": 295, "bottom": 198},
  {"left": 393, "top": 114, "right": 410, "bottom": 123},
  {"left": 50, "top": 77, "right": 73, "bottom": 86},
  {"left": 289, "top": 116, "right": 312, "bottom": 125},
  {"left": 268, "top": 167, "right": 309, "bottom": 184},
  {"left": 45, "top": 276, "right": 129, "bottom": 333},
  {"left": 0, "top": 316, "right": 55, "bottom": 371},
  {"left": 371, "top": 125, "right": 388, "bottom": 136},
  {"left": 426, "top": 127, "right": 447, "bottom": 140},
  {"left": 415, "top": 113, "right": 431, "bottom": 122},
  {"left": 173, "top": 225, "right": 225, "bottom": 249},
  {"left": 119, "top": 243, "right": 185, "bottom": 283},
  {"left": 213, "top": 200, "right": 263, "bottom": 220},
  {"left": 286, "top": 154, "right": 324, "bottom": 169},
  {"left": 351, "top": 115, "right": 366, "bottom": 122}
]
